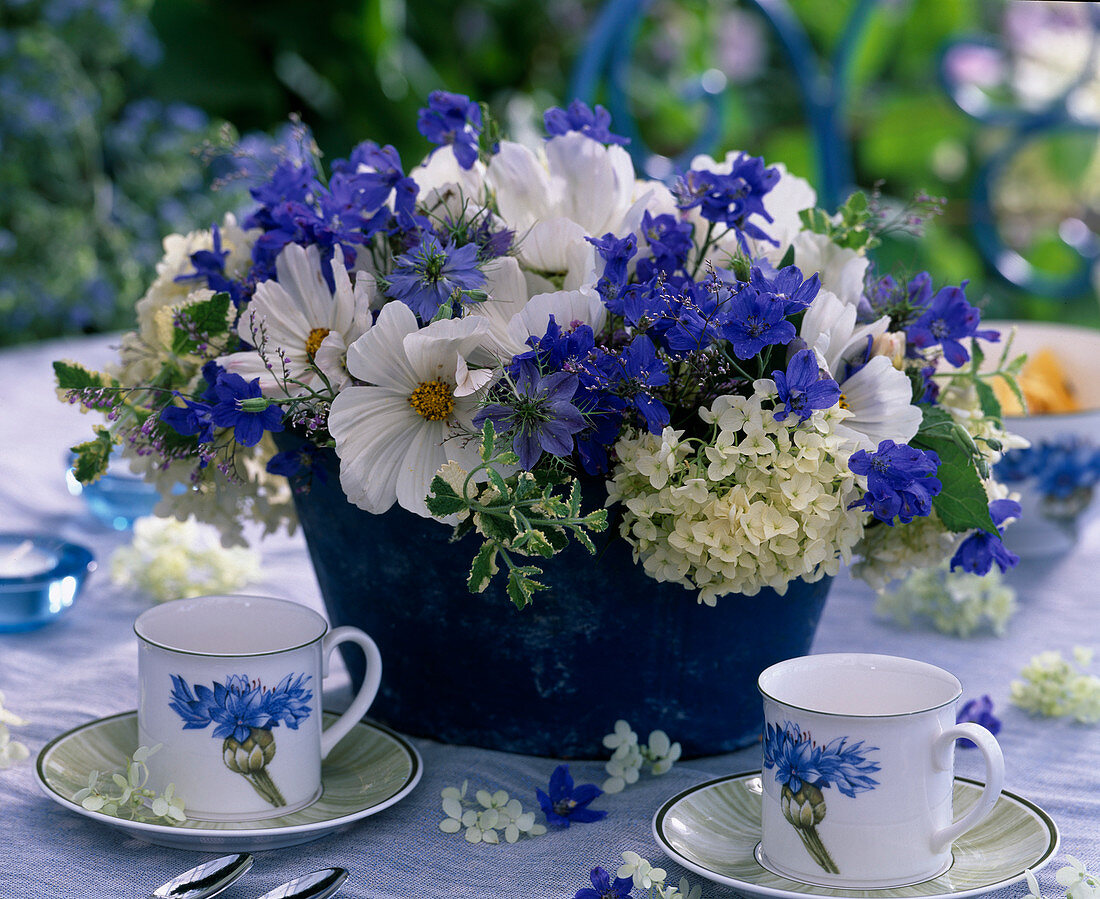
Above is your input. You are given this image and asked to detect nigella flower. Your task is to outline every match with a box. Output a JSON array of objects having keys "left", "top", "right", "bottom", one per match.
[
  {"left": 574, "top": 867, "right": 634, "bottom": 899},
  {"left": 474, "top": 360, "right": 588, "bottom": 470},
  {"left": 907, "top": 282, "right": 999, "bottom": 367},
  {"left": 772, "top": 349, "right": 841, "bottom": 423},
  {"left": 956, "top": 695, "right": 1001, "bottom": 748},
  {"left": 544, "top": 98, "right": 629, "bottom": 145},
  {"left": 537, "top": 764, "right": 607, "bottom": 827},
  {"left": 720, "top": 288, "right": 797, "bottom": 359},
  {"left": 417, "top": 90, "right": 482, "bottom": 170},
  {"left": 950, "top": 499, "right": 1021, "bottom": 576},
  {"left": 848, "top": 439, "right": 942, "bottom": 525},
  {"left": 209, "top": 372, "right": 285, "bottom": 448},
  {"left": 388, "top": 234, "right": 486, "bottom": 321}
]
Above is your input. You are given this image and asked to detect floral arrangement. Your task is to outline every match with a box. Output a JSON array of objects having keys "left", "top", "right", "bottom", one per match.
[{"left": 58, "top": 91, "right": 1024, "bottom": 607}]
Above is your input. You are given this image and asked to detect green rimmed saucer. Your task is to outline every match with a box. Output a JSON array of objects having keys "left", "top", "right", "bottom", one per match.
[
  {"left": 653, "top": 772, "right": 1058, "bottom": 899},
  {"left": 35, "top": 711, "right": 421, "bottom": 851}
]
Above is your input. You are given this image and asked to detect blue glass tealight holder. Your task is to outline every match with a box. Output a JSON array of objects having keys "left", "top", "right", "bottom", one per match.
[
  {"left": 0, "top": 534, "right": 95, "bottom": 632},
  {"left": 66, "top": 451, "right": 160, "bottom": 531}
]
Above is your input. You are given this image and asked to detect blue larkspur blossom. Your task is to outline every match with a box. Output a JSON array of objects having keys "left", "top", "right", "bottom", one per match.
[
  {"left": 950, "top": 498, "right": 1021, "bottom": 576},
  {"left": 673, "top": 154, "right": 780, "bottom": 249},
  {"left": 544, "top": 99, "right": 629, "bottom": 145},
  {"left": 612, "top": 336, "right": 671, "bottom": 433},
  {"left": 574, "top": 867, "right": 634, "bottom": 899},
  {"left": 266, "top": 441, "right": 329, "bottom": 487},
  {"left": 908, "top": 282, "right": 999, "bottom": 367},
  {"left": 173, "top": 223, "right": 247, "bottom": 307},
  {"left": 751, "top": 265, "right": 821, "bottom": 314},
  {"left": 417, "top": 90, "right": 482, "bottom": 169},
  {"left": 209, "top": 372, "right": 285, "bottom": 448},
  {"left": 537, "top": 764, "right": 607, "bottom": 827},
  {"left": 772, "top": 349, "right": 841, "bottom": 423},
  {"left": 848, "top": 439, "right": 943, "bottom": 525},
  {"left": 637, "top": 211, "right": 694, "bottom": 280},
  {"left": 720, "top": 287, "right": 797, "bottom": 359},
  {"left": 388, "top": 234, "right": 486, "bottom": 321},
  {"left": 474, "top": 360, "right": 588, "bottom": 469},
  {"left": 956, "top": 695, "right": 1001, "bottom": 749}
]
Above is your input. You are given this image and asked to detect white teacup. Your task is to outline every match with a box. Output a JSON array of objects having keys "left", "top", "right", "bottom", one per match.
[
  {"left": 757, "top": 653, "right": 1005, "bottom": 889},
  {"left": 135, "top": 594, "right": 382, "bottom": 821}
]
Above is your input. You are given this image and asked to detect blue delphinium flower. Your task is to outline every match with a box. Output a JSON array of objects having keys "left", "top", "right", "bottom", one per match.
[
  {"left": 950, "top": 498, "right": 1021, "bottom": 576},
  {"left": 474, "top": 361, "right": 588, "bottom": 469},
  {"left": 544, "top": 99, "right": 629, "bottom": 145},
  {"left": 908, "top": 282, "right": 999, "bottom": 367},
  {"left": 673, "top": 154, "right": 780, "bottom": 249},
  {"left": 612, "top": 336, "right": 671, "bottom": 433},
  {"left": 574, "top": 867, "right": 634, "bottom": 899},
  {"left": 209, "top": 372, "right": 285, "bottom": 448},
  {"left": 848, "top": 439, "right": 943, "bottom": 525},
  {"left": 772, "top": 349, "right": 841, "bottom": 423},
  {"left": 174, "top": 223, "right": 248, "bottom": 307},
  {"left": 956, "top": 695, "right": 1001, "bottom": 749},
  {"left": 417, "top": 90, "right": 483, "bottom": 169},
  {"left": 636, "top": 211, "right": 694, "bottom": 280},
  {"left": 388, "top": 234, "right": 486, "bottom": 321},
  {"left": 537, "top": 764, "right": 607, "bottom": 827},
  {"left": 720, "top": 287, "right": 797, "bottom": 359},
  {"left": 751, "top": 264, "right": 821, "bottom": 314},
  {"left": 266, "top": 441, "right": 329, "bottom": 488}
]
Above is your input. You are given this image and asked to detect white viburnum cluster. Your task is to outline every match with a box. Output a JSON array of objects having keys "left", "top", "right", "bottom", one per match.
[
  {"left": 0, "top": 691, "right": 29, "bottom": 770},
  {"left": 1011, "top": 647, "right": 1100, "bottom": 724},
  {"left": 110, "top": 515, "right": 262, "bottom": 601},
  {"left": 876, "top": 563, "right": 1018, "bottom": 637},
  {"left": 438, "top": 781, "right": 546, "bottom": 844},
  {"left": 608, "top": 382, "right": 864, "bottom": 604},
  {"left": 600, "top": 719, "right": 682, "bottom": 794}
]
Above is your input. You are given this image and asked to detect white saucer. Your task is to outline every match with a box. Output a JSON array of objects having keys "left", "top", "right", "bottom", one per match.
[
  {"left": 35, "top": 710, "right": 422, "bottom": 851},
  {"left": 653, "top": 771, "right": 1059, "bottom": 899}
]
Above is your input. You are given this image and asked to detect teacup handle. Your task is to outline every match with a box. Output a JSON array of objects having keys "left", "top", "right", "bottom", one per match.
[
  {"left": 929, "top": 723, "right": 1005, "bottom": 853},
  {"left": 319, "top": 626, "right": 383, "bottom": 759}
]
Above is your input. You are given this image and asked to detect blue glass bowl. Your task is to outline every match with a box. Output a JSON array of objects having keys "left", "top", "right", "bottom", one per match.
[
  {"left": 66, "top": 452, "right": 160, "bottom": 531},
  {"left": 0, "top": 534, "right": 96, "bottom": 632}
]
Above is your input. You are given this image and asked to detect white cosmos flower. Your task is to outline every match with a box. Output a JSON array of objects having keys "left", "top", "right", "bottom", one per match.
[
  {"left": 328, "top": 303, "right": 489, "bottom": 518},
  {"left": 221, "top": 243, "right": 375, "bottom": 396},
  {"left": 790, "top": 230, "right": 869, "bottom": 308},
  {"left": 800, "top": 290, "right": 921, "bottom": 451}
]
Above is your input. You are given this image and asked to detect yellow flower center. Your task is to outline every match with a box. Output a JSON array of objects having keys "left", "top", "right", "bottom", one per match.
[
  {"left": 838, "top": 393, "right": 850, "bottom": 410},
  {"left": 409, "top": 379, "right": 455, "bottom": 421},
  {"left": 305, "top": 327, "right": 330, "bottom": 360}
]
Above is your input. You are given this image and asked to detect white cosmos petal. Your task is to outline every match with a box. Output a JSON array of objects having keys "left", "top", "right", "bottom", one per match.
[
  {"left": 487, "top": 141, "right": 554, "bottom": 231},
  {"left": 800, "top": 291, "right": 887, "bottom": 373},
  {"left": 515, "top": 218, "right": 588, "bottom": 274},
  {"left": 329, "top": 388, "right": 418, "bottom": 513},
  {"left": 507, "top": 287, "right": 605, "bottom": 349},
  {"left": 470, "top": 256, "right": 530, "bottom": 362},
  {"left": 837, "top": 356, "right": 922, "bottom": 450},
  {"left": 454, "top": 355, "right": 495, "bottom": 397},
  {"left": 403, "top": 316, "right": 489, "bottom": 382},
  {"left": 545, "top": 134, "right": 635, "bottom": 235},
  {"left": 396, "top": 419, "right": 449, "bottom": 517},
  {"left": 246, "top": 281, "right": 313, "bottom": 349},
  {"left": 219, "top": 350, "right": 281, "bottom": 392},
  {"left": 276, "top": 243, "right": 332, "bottom": 324},
  {"left": 791, "top": 231, "right": 869, "bottom": 307},
  {"left": 345, "top": 301, "right": 421, "bottom": 389}
]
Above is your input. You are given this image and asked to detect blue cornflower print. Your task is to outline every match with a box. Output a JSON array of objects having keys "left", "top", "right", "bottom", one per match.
[
  {"left": 763, "top": 721, "right": 880, "bottom": 875},
  {"left": 209, "top": 372, "right": 285, "bottom": 448},
  {"left": 907, "top": 282, "right": 998, "bottom": 367},
  {"left": 388, "top": 234, "right": 486, "bottom": 321},
  {"left": 574, "top": 867, "right": 634, "bottom": 899},
  {"left": 544, "top": 99, "right": 629, "bottom": 145},
  {"left": 168, "top": 672, "right": 313, "bottom": 809},
  {"left": 720, "top": 288, "right": 797, "bottom": 360},
  {"left": 848, "top": 439, "right": 942, "bottom": 525},
  {"left": 417, "top": 90, "right": 483, "bottom": 169},
  {"left": 772, "top": 349, "right": 841, "bottom": 423},
  {"left": 537, "top": 764, "right": 607, "bottom": 827},
  {"left": 950, "top": 498, "right": 1020, "bottom": 576}
]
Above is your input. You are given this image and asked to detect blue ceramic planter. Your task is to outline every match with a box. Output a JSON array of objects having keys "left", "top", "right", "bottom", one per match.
[{"left": 290, "top": 449, "right": 831, "bottom": 758}]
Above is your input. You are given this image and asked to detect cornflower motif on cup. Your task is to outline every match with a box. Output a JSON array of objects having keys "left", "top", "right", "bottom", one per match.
[{"left": 536, "top": 764, "right": 607, "bottom": 827}]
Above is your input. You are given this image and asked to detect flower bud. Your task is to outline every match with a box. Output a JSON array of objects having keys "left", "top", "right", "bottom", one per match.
[
  {"left": 781, "top": 782, "right": 827, "bottom": 828},
  {"left": 222, "top": 727, "right": 276, "bottom": 774},
  {"left": 238, "top": 396, "right": 274, "bottom": 414},
  {"left": 870, "top": 331, "right": 907, "bottom": 369}
]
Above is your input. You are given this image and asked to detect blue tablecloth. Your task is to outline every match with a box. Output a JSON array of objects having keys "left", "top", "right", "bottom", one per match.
[{"left": 1, "top": 335, "right": 1096, "bottom": 899}]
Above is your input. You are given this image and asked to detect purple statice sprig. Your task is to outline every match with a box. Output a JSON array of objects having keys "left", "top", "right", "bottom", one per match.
[
  {"left": 537, "top": 764, "right": 607, "bottom": 827},
  {"left": 956, "top": 695, "right": 1002, "bottom": 749},
  {"left": 848, "top": 439, "right": 943, "bottom": 526}
]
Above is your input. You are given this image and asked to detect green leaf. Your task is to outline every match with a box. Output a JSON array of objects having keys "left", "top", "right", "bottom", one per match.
[
  {"left": 70, "top": 427, "right": 115, "bottom": 485},
  {"left": 485, "top": 466, "right": 510, "bottom": 499},
  {"left": 479, "top": 421, "right": 497, "bottom": 462},
  {"left": 912, "top": 408, "right": 997, "bottom": 535},
  {"left": 534, "top": 524, "right": 569, "bottom": 553},
  {"left": 171, "top": 292, "right": 230, "bottom": 356},
  {"left": 778, "top": 243, "right": 796, "bottom": 269},
  {"left": 477, "top": 511, "right": 517, "bottom": 545},
  {"left": 467, "top": 542, "right": 498, "bottom": 593},
  {"left": 973, "top": 378, "right": 1002, "bottom": 422},
  {"left": 505, "top": 566, "right": 546, "bottom": 609},
  {"left": 845, "top": 190, "right": 868, "bottom": 215},
  {"left": 425, "top": 476, "right": 468, "bottom": 517},
  {"left": 54, "top": 360, "right": 111, "bottom": 392},
  {"left": 571, "top": 527, "right": 597, "bottom": 555}
]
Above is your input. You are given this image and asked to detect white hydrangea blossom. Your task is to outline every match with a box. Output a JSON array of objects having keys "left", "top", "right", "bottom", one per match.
[
  {"left": 0, "top": 691, "right": 29, "bottom": 770},
  {"left": 876, "top": 563, "right": 1018, "bottom": 636},
  {"left": 110, "top": 516, "right": 262, "bottom": 601},
  {"left": 608, "top": 382, "right": 865, "bottom": 604}
]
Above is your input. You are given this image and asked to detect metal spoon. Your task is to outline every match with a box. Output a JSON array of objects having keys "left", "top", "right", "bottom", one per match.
[
  {"left": 254, "top": 868, "right": 349, "bottom": 899},
  {"left": 148, "top": 853, "right": 254, "bottom": 899}
]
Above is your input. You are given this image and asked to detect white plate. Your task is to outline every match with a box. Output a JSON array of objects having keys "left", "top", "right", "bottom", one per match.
[
  {"left": 653, "top": 771, "right": 1058, "bottom": 899},
  {"left": 35, "top": 710, "right": 421, "bottom": 851}
]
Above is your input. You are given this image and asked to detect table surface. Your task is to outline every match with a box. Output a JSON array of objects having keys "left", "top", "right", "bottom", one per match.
[{"left": 1, "top": 334, "right": 1097, "bottom": 899}]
